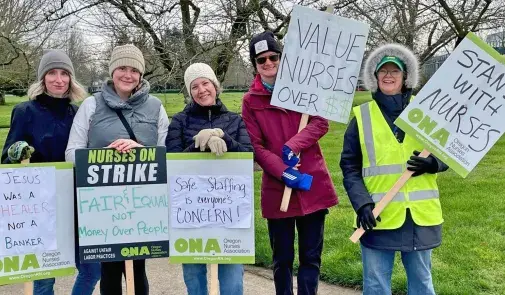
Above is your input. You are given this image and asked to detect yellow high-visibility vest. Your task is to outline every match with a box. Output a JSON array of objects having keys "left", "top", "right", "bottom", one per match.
[{"left": 353, "top": 100, "right": 443, "bottom": 230}]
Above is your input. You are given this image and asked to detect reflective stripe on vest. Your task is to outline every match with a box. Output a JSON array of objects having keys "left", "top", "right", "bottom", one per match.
[
  {"left": 353, "top": 101, "right": 443, "bottom": 229},
  {"left": 361, "top": 103, "right": 376, "bottom": 165},
  {"left": 371, "top": 190, "right": 439, "bottom": 202},
  {"left": 360, "top": 103, "right": 404, "bottom": 177},
  {"left": 362, "top": 164, "right": 403, "bottom": 177}
]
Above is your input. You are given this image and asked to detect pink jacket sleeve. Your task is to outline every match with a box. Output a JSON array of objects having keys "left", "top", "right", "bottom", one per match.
[
  {"left": 284, "top": 115, "right": 329, "bottom": 154},
  {"left": 241, "top": 97, "right": 289, "bottom": 180}
]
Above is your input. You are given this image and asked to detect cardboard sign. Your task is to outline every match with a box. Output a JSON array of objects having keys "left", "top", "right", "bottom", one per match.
[
  {"left": 75, "top": 147, "right": 169, "bottom": 262},
  {"left": 0, "top": 167, "right": 57, "bottom": 256},
  {"left": 0, "top": 163, "right": 75, "bottom": 285},
  {"left": 167, "top": 153, "right": 255, "bottom": 264},
  {"left": 395, "top": 33, "right": 505, "bottom": 177},
  {"left": 170, "top": 175, "right": 252, "bottom": 228},
  {"left": 270, "top": 5, "right": 369, "bottom": 123}
]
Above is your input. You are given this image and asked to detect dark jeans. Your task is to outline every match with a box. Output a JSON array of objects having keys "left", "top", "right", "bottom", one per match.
[
  {"left": 267, "top": 209, "right": 328, "bottom": 295},
  {"left": 100, "top": 260, "right": 149, "bottom": 295}
]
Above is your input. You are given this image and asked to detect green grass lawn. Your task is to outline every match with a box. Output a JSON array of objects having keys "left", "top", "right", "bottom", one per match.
[
  {"left": 0, "top": 92, "right": 246, "bottom": 127},
  {"left": 1, "top": 91, "right": 504, "bottom": 294}
]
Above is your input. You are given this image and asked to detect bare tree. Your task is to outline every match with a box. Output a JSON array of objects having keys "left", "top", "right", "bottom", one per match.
[
  {"left": 432, "top": 0, "right": 500, "bottom": 47},
  {"left": 340, "top": 0, "right": 505, "bottom": 65},
  {"left": 0, "top": 0, "right": 61, "bottom": 104},
  {"left": 43, "top": 0, "right": 361, "bottom": 88}
]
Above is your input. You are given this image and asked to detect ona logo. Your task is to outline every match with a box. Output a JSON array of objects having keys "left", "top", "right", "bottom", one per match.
[
  {"left": 174, "top": 238, "right": 221, "bottom": 253},
  {"left": 121, "top": 246, "right": 150, "bottom": 257},
  {"left": 0, "top": 254, "right": 40, "bottom": 273},
  {"left": 408, "top": 108, "right": 450, "bottom": 147}
]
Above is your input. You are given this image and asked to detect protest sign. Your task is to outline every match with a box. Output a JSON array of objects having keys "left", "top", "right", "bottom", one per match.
[
  {"left": 0, "top": 167, "right": 56, "bottom": 256},
  {"left": 0, "top": 163, "right": 75, "bottom": 285},
  {"left": 395, "top": 33, "right": 505, "bottom": 177},
  {"left": 75, "top": 147, "right": 169, "bottom": 263},
  {"left": 350, "top": 33, "right": 505, "bottom": 243},
  {"left": 170, "top": 175, "right": 253, "bottom": 228},
  {"left": 170, "top": 175, "right": 252, "bottom": 229},
  {"left": 270, "top": 5, "right": 369, "bottom": 123},
  {"left": 167, "top": 153, "right": 255, "bottom": 264}
]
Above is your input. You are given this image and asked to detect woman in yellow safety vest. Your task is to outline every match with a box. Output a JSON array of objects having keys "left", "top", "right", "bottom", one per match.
[{"left": 340, "top": 43, "right": 449, "bottom": 295}]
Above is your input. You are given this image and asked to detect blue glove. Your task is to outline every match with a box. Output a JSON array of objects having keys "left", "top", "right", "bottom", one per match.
[
  {"left": 282, "top": 167, "right": 313, "bottom": 191},
  {"left": 282, "top": 145, "right": 299, "bottom": 167}
]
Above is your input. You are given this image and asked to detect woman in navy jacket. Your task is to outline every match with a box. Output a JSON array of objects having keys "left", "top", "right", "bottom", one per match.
[
  {"left": 1, "top": 49, "right": 100, "bottom": 295},
  {"left": 165, "top": 63, "right": 252, "bottom": 295}
]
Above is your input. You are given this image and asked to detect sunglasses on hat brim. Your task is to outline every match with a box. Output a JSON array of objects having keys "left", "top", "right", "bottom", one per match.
[{"left": 255, "top": 54, "right": 280, "bottom": 65}]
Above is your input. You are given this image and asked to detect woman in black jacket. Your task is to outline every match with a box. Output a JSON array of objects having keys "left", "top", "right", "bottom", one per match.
[
  {"left": 1, "top": 49, "right": 100, "bottom": 295},
  {"left": 165, "top": 63, "right": 252, "bottom": 295}
]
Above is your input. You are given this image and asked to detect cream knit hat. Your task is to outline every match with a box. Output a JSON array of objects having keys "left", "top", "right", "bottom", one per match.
[
  {"left": 109, "top": 44, "right": 145, "bottom": 76},
  {"left": 184, "top": 63, "right": 221, "bottom": 95}
]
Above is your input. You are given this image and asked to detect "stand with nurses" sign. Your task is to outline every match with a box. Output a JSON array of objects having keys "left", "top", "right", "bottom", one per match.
[{"left": 395, "top": 32, "right": 505, "bottom": 177}]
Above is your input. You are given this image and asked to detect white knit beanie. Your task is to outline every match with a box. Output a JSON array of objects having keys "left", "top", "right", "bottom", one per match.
[
  {"left": 184, "top": 63, "right": 220, "bottom": 95},
  {"left": 109, "top": 44, "right": 145, "bottom": 76}
]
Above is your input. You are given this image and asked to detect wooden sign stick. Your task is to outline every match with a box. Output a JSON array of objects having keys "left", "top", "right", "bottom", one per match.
[
  {"left": 209, "top": 264, "right": 219, "bottom": 295},
  {"left": 279, "top": 6, "right": 334, "bottom": 212},
  {"left": 23, "top": 282, "right": 33, "bottom": 295},
  {"left": 125, "top": 260, "right": 135, "bottom": 295},
  {"left": 20, "top": 158, "right": 33, "bottom": 295},
  {"left": 280, "top": 114, "right": 309, "bottom": 212},
  {"left": 349, "top": 149, "right": 431, "bottom": 243}
]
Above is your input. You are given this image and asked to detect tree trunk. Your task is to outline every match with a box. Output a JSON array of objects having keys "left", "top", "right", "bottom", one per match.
[{"left": 0, "top": 91, "right": 5, "bottom": 105}]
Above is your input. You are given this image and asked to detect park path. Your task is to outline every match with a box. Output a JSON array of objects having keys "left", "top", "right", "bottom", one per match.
[{"left": 0, "top": 259, "right": 361, "bottom": 294}]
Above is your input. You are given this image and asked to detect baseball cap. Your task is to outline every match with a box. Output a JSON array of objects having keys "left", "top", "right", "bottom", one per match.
[{"left": 375, "top": 56, "right": 405, "bottom": 73}]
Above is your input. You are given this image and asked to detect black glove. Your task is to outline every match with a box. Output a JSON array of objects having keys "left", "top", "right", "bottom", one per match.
[
  {"left": 407, "top": 150, "right": 439, "bottom": 177},
  {"left": 356, "top": 203, "right": 381, "bottom": 231}
]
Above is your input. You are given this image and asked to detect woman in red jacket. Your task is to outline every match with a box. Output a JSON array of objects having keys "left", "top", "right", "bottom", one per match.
[{"left": 241, "top": 31, "right": 338, "bottom": 295}]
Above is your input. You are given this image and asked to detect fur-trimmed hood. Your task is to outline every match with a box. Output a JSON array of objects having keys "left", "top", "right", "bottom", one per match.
[{"left": 363, "top": 43, "right": 419, "bottom": 93}]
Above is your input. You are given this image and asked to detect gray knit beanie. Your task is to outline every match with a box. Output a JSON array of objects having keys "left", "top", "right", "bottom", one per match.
[
  {"left": 184, "top": 63, "right": 220, "bottom": 95},
  {"left": 37, "top": 49, "right": 75, "bottom": 81},
  {"left": 109, "top": 44, "right": 145, "bottom": 76}
]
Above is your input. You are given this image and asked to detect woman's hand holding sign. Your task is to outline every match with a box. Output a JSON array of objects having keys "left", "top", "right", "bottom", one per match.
[
  {"left": 282, "top": 145, "right": 300, "bottom": 167},
  {"left": 108, "top": 139, "right": 143, "bottom": 153},
  {"left": 282, "top": 167, "right": 313, "bottom": 191},
  {"left": 193, "top": 128, "right": 224, "bottom": 151},
  {"left": 208, "top": 136, "right": 227, "bottom": 156},
  {"left": 407, "top": 150, "right": 439, "bottom": 177}
]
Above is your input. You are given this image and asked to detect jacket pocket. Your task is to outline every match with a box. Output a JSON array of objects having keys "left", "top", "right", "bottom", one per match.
[{"left": 133, "top": 118, "right": 158, "bottom": 144}]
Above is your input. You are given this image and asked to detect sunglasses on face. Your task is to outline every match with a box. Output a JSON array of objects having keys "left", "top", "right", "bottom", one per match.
[{"left": 256, "top": 54, "right": 280, "bottom": 65}]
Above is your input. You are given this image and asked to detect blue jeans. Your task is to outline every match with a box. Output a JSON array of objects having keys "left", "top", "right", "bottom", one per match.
[
  {"left": 182, "top": 264, "right": 244, "bottom": 295},
  {"left": 33, "top": 261, "right": 101, "bottom": 295},
  {"left": 361, "top": 244, "right": 436, "bottom": 295}
]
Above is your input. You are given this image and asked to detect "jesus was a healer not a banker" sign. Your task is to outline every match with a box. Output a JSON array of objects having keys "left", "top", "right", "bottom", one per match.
[{"left": 75, "top": 147, "right": 169, "bottom": 263}]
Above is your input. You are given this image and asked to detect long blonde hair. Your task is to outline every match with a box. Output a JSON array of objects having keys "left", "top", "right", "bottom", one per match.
[{"left": 27, "top": 76, "right": 87, "bottom": 102}]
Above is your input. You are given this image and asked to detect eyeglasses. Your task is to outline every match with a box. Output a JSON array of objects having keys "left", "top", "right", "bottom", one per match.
[
  {"left": 377, "top": 69, "right": 403, "bottom": 77},
  {"left": 256, "top": 54, "right": 280, "bottom": 65}
]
